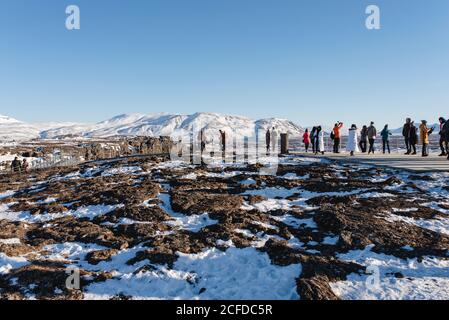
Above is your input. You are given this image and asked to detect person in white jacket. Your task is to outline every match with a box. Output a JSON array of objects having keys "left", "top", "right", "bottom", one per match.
[
  {"left": 315, "top": 126, "right": 325, "bottom": 155},
  {"left": 270, "top": 127, "right": 278, "bottom": 152},
  {"left": 346, "top": 124, "right": 360, "bottom": 156}
]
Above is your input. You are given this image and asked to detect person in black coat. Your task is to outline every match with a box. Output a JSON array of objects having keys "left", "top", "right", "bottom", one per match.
[
  {"left": 402, "top": 118, "right": 412, "bottom": 155},
  {"left": 219, "top": 130, "right": 226, "bottom": 152},
  {"left": 409, "top": 122, "right": 418, "bottom": 155},
  {"left": 359, "top": 125, "right": 368, "bottom": 153},
  {"left": 11, "top": 157, "right": 22, "bottom": 173},
  {"left": 265, "top": 129, "right": 270, "bottom": 153},
  {"left": 443, "top": 118, "right": 449, "bottom": 160},
  {"left": 310, "top": 127, "right": 317, "bottom": 154},
  {"left": 314, "top": 126, "right": 319, "bottom": 154},
  {"left": 438, "top": 117, "right": 447, "bottom": 156}
]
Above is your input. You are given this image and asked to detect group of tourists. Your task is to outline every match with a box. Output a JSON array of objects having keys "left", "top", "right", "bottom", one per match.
[
  {"left": 302, "top": 116, "right": 449, "bottom": 159},
  {"left": 198, "top": 129, "right": 227, "bottom": 153},
  {"left": 344, "top": 122, "right": 381, "bottom": 155},
  {"left": 302, "top": 126, "right": 325, "bottom": 155},
  {"left": 265, "top": 127, "right": 278, "bottom": 153},
  {"left": 8, "top": 117, "right": 448, "bottom": 175},
  {"left": 198, "top": 127, "right": 282, "bottom": 155},
  {"left": 10, "top": 157, "right": 29, "bottom": 173},
  {"left": 197, "top": 127, "right": 282, "bottom": 155}
]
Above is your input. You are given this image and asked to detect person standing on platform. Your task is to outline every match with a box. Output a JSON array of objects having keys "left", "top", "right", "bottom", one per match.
[
  {"left": 332, "top": 122, "right": 344, "bottom": 153},
  {"left": 367, "top": 122, "right": 377, "bottom": 154},
  {"left": 359, "top": 125, "right": 368, "bottom": 153},
  {"left": 443, "top": 118, "right": 449, "bottom": 160},
  {"left": 310, "top": 127, "right": 317, "bottom": 154},
  {"left": 409, "top": 121, "right": 418, "bottom": 155},
  {"left": 381, "top": 125, "right": 392, "bottom": 154},
  {"left": 419, "top": 120, "right": 433, "bottom": 157},
  {"left": 22, "top": 159, "right": 29, "bottom": 173},
  {"left": 303, "top": 129, "right": 311, "bottom": 153},
  {"left": 219, "top": 130, "right": 226, "bottom": 153},
  {"left": 346, "top": 124, "right": 359, "bottom": 156},
  {"left": 11, "top": 157, "right": 22, "bottom": 173},
  {"left": 315, "top": 126, "right": 325, "bottom": 155},
  {"left": 402, "top": 118, "right": 412, "bottom": 155},
  {"left": 438, "top": 117, "right": 447, "bottom": 156},
  {"left": 270, "top": 127, "right": 278, "bottom": 152},
  {"left": 198, "top": 129, "right": 206, "bottom": 153},
  {"left": 265, "top": 129, "right": 271, "bottom": 154}
]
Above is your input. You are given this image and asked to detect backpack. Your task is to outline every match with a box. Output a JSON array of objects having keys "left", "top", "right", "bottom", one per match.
[{"left": 330, "top": 131, "right": 335, "bottom": 140}]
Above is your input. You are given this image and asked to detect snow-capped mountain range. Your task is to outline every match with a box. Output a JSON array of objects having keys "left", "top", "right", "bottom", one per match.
[
  {"left": 0, "top": 114, "right": 41, "bottom": 142},
  {"left": 0, "top": 113, "right": 305, "bottom": 142}
]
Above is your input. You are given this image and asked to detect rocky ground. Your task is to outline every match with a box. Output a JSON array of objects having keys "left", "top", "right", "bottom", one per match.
[{"left": 0, "top": 155, "right": 448, "bottom": 300}]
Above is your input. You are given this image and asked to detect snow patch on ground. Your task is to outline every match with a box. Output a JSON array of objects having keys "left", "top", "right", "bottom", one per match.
[
  {"left": 0, "top": 190, "right": 15, "bottom": 200},
  {"left": 205, "top": 171, "right": 244, "bottom": 178},
  {"left": 386, "top": 213, "right": 449, "bottom": 236},
  {"left": 282, "top": 173, "right": 310, "bottom": 180},
  {"left": 166, "top": 213, "right": 217, "bottom": 233},
  {"left": 179, "top": 173, "right": 197, "bottom": 180},
  {"left": 358, "top": 192, "right": 397, "bottom": 199},
  {"left": 84, "top": 247, "right": 301, "bottom": 300},
  {"left": 101, "top": 166, "right": 142, "bottom": 177},
  {"left": 42, "top": 242, "right": 107, "bottom": 261},
  {"left": 241, "top": 178, "right": 257, "bottom": 185},
  {"left": 330, "top": 245, "right": 449, "bottom": 300},
  {"left": 0, "top": 204, "right": 122, "bottom": 223},
  {"left": 322, "top": 236, "right": 339, "bottom": 245},
  {"left": 242, "top": 199, "right": 292, "bottom": 213},
  {"left": 159, "top": 192, "right": 217, "bottom": 232},
  {"left": 0, "top": 253, "right": 29, "bottom": 275},
  {"left": 0, "top": 238, "right": 21, "bottom": 245},
  {"left": 272, "top": 214, "right": 317, "bottom": 229},
  {"left": 245, "top": 187, "right": 300, "bottom": 199}
]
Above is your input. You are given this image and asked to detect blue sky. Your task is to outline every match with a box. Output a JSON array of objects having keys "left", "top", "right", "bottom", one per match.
[{"left": 1, "top": 0, "right": 449, "bottom": 128}]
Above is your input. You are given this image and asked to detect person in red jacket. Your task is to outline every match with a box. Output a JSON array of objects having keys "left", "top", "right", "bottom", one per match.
[
  {"left": 303, "top": 129, "right": 311, "bottom": 152},
  {"left": 332, "top": 122, "right": 344, "bottom": 153}
]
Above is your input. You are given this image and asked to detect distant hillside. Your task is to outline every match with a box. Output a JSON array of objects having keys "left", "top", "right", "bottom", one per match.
[
  {"left": 0, "top": 113, "right": 304, "bottom": 142},
  {"left": 0, "top": 114, "right": 40, "bottom": 142}
]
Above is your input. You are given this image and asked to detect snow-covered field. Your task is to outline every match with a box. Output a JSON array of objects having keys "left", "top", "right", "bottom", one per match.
[{"left": 0, "top": 155, "right": 448, "bottom": 300}]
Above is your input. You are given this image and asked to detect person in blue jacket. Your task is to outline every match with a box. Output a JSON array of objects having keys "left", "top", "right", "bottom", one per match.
[{"left": 381, "top": 124, "right": 392, "bottom": 154}]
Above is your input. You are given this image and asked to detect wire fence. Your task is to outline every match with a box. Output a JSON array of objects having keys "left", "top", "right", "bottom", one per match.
[
  {"left": 0, "top": 156, "right": 82, "bottom": 175},
  {"left": 31, "top": 156, "right": 82, "bottom": 170}
]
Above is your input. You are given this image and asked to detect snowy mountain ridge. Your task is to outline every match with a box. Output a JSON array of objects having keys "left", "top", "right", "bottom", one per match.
[
  {"left": 0, "top": 114, "right": 22, "bottom": 124},
  {"left": 0, "top": 113, "right": 304, "bottom": 142},
  {"left": 0, "top": 114, "right": 41, "bottom": 142}
]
